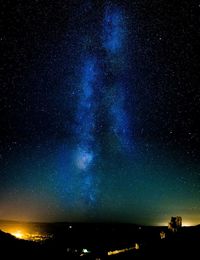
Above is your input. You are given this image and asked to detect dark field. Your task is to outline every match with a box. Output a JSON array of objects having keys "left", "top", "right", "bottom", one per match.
[{"left": 0, "top": 221, "right": 199, "bottom": 258}]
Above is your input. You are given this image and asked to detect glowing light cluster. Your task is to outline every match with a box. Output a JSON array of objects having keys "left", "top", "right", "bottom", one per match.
[
  {"left": 107, "top": 243, "right": 139, "bottom": 256},
  {"left": 7, "top": 228, "right": 52, "bottom": 242},
  {"left": 11, "top": 230, "right": 24, "bottom": 239},
  {"left": 11, "top": 230, "right": 52, "bottom": 241}
]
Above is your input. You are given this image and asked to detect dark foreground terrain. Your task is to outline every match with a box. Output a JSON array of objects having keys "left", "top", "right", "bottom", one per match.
[{"left": 0, "top": 223, "right": 199, "bottom": 259}]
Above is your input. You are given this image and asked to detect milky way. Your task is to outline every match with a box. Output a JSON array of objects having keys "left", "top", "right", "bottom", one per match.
[
  {"left": 74, "top": 56, "right": 98, "bottom": 204},
  {"left": 73, "top": 3, "right": 133, "bottom": 204},
  {"left": 0, "top": 0, "right": 199, "bottom": 225},
  {"left": 102, "top": 4, "right": 133, "bottom": 153}
]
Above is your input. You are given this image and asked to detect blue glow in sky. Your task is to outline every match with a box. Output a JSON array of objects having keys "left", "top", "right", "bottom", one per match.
[
  {"left": 75, "top": 56, "right": 97, "bottom": 158},
  {"left": 103, "top": 5, "right": 125, "bottom": 54},
  {"left": 75, "top": 148, "right": 94, "bottom": 171},
  {"left": 102, "top": 4, "right": 132, "bottom": 152},
  {"left": 110, "top": 84, "right": 133, "bottom": 152},
  {"left": 74, "top": 56, "right": 98, "bottom": 204}
]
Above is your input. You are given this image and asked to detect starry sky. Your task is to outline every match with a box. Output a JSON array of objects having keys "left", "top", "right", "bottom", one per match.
[{"left": 0, "top": 0, "right": 199, "bottom": 226}]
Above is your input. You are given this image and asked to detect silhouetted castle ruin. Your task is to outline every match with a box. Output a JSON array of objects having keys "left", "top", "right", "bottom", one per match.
[{"left": 168, "top": 216, "right": 182, "bottom": 232}]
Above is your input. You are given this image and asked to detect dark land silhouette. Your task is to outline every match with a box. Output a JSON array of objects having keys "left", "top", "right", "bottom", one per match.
[{"left": 0, "top": 221, "right": 199, "bottom": 258}]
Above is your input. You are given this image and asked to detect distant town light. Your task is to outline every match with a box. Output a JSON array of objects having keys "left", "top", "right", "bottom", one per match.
[
  {"left": 8, "top": 229, "right": 52, "bottom": 242},
  {"left": 135, "top": 243, "right": 140, "bottom": 250},
  {"left": 107, "top": 245, "right": 138, "bottom": 256},
  {"left": 160, "top": 231, "right": 166, "bottom": 239},
  {"left": 82, "top": 248, "right": 90, "bottom": 253},
  {"left": 11, "top": 230, "right": 24, "bottom": 239}
]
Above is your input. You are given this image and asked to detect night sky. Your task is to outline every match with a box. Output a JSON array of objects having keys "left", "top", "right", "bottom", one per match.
[{"left": 0, "top": 0, "right": 199, "bottom": 226}]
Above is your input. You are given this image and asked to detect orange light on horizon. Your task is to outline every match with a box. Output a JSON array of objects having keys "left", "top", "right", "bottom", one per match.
[
  {"left": 1, "top": 225, "right": 52, "bottom": 242},
  {"left": 182, "top": 221, "right": 195, "bottom": 227},
  {"left": 11, "top": 230, "right": 24, "bottom": 239}
]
